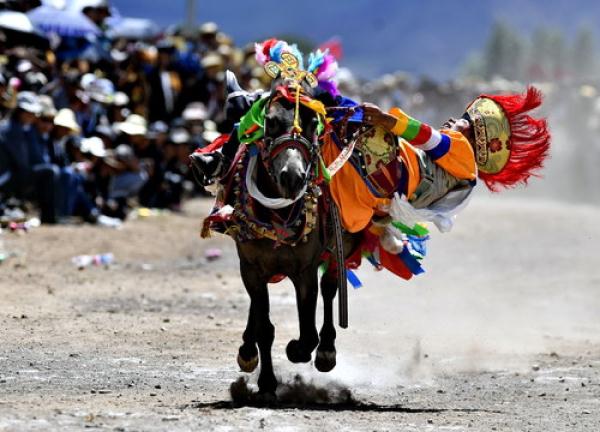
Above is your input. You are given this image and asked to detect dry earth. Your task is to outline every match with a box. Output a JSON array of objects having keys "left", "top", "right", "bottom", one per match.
[{"left": 1, "top": 193, "right": 599, "bottom": 431}]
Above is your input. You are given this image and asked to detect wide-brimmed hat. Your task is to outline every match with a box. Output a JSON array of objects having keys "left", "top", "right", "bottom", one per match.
[
  {"left": 80, "top": 73, "right": 96, "bottom": 90},
  {"left": 201, "top": 54, "right": 224, "bottom": 70},
  {"left": 113, "top": 91, "right": 129, "bottom": 107},
  {"left": 199, "top": 22, "right": 218, "bottom": 35},
  {"left": 169, "top": 127, "right": 190, "bottom": 145},
  {"left": 80, "top": 136, "right": 107, "bottom": 158},
  {"left": 182, "top": 102, "right": 207, "bottom": 122},
  {"left": 37, "top": 95, "right": 57, "bottom": 118},
  {"left": 87, "top": 78, "right": 115, "bottom": 104},
  {"left": 53, "top": 108, "right": 81, "bottom": 133},
  {"left": 16, "top": 91, "right": 42, "bottom": 114},
  {"left": 118, "top": 114, "right": 147, "bottom": 136}
]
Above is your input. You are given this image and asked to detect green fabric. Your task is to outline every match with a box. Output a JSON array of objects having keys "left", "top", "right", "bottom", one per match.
[
  {"left": 316, "top": 115, "right": 325, "bottom": 136},
  {"left": 319, "top": 156, "right": 331, "bottom": 183},
  {"left": 238, "top": 97, "right": 268, "bottom": 144},
  {"left": 238, "top": 96, "right": 326, "bottom": 145},
  {"left": 391, "top": 221, "right": 429, "bottom": 237},
  {"left": 402, "top": 117, "right": 421, "bottom": 141}
]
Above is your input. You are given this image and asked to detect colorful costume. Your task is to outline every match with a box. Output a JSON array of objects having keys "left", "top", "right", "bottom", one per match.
[{"left": 194, "top": 39, "right": 550, "bottom": 283}]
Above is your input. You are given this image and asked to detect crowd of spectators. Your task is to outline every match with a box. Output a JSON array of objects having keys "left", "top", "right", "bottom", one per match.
[
  {"left": 2, "top": 1, "right": 594, "bottom": 227},
  {"left": 0, "top": 0, "right": 269, "bottom": 226}
]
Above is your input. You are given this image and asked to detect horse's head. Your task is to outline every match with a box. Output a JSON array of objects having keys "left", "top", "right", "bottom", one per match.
[{"left": 261, "top": 77, "right": 322, "bottom": 199}]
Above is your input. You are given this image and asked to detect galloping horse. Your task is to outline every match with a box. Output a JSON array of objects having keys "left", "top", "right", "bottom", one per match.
[
  {"left": 191, "top": 41, "right": 552, "bottom": 399},
  {"left": 218, "top": 74, "right": 360, "bottom": 396}
]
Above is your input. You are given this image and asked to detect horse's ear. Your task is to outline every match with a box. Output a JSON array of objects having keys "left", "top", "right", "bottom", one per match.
[
  {"left": 312, "top": 86, "right": 337, "bottom": 107},
  {"left": 225, "top": 70, "right": 243, "bottom": 97}
]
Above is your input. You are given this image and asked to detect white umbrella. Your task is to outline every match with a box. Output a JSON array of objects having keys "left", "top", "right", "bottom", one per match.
[
  {"left": 0, "top": 10, "right": 37, "bottom": 33},
  {"left": 107, "top": 17, "right": 160, "bottom": 40},
  {"left": 0, "top": 11, "right": 49, "bottom": 49},
  {"left": 28, "top": 4, "right": 100, "bottom": 37}
]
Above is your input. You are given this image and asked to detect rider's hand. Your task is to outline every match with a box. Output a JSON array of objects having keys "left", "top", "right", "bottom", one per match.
[
  {"left": 361, "top": 103, "right": 398, "bottom": 131},
  {"left": 443, "top": 117, "right": 470, "bottom": 133}
]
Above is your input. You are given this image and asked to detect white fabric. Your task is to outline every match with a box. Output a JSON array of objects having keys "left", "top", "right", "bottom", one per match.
[
  {"left": 380, "top": 224, "right": 405, "bottom": 254},
  {"left": 387, "top": 187, "right": 474, "bottom": 233},
  {"left": 160, "top": 71, "right": 174, "bottom": 114},
  {"left": 245, "top": 155, "right": 307, "bottom": 209},
  {"left": 420, "top": 128, "right": 442, "bottom": 151}
]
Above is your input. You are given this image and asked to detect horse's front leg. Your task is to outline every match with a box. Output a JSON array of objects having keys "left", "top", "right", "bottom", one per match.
[
  {"left": 239, "top": 261, "right": 277, "bottom": 395},
  {"left": 315, "top": 270, "right": 337, "bottom": 372},
  {"left": 286, "top": 266, "right": 319, "bottom": 363},
  {"left": 237, "top": 304, "right": 258, "bottom": 373}
]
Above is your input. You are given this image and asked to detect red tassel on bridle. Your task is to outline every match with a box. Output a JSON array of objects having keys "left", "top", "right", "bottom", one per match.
[{"left": 477, "top": 86, "right": 551, "bottom": 192}]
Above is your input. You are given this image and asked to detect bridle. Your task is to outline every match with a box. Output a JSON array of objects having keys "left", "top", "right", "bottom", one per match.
[{"left": 259, "top": 86, "right": 322, "bottom": 180}]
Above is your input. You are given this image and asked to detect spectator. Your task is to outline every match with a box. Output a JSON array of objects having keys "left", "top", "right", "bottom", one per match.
[{"left": 0, "top": 5, "right": 278, "bottom": 225}]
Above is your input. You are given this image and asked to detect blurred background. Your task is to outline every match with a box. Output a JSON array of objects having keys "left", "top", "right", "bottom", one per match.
[{"left": 0, "top": 0, "right": 598, "bottom": 229}]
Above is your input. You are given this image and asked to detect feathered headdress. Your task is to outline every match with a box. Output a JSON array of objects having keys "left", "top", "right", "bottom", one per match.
[
  {"left": 254, "top": 39, "right": 339, "bottom": 96},
  {"left": 306, "top": 48, "right": 339, "bottom": 96},
  {"left": 466, "top": 86, "right": 551, "bottom": 191},
  {"left": 254, "top": 39, "right": 304, "bottom": 69}
]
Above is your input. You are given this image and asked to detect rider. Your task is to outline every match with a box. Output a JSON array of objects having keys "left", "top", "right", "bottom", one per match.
[{"left": 190, "top": 39, "right": 550, "bottom": 279}]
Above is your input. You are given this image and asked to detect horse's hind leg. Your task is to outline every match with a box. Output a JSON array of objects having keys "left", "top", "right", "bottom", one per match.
[
  {"left": 315, "top": 270, "right": 337, "bottom": 372},
  {"left": 237, "top": 306, "right": 258, "bottom": 373},
  {"left": 286, "top": 267, "right": 319, "bottom": 363},
  {"left": 240, "top": 263, "right": 277, "bottom": 395}
]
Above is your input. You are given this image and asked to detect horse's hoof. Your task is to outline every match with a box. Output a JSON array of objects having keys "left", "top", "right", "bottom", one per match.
[
  {"left": 314, "top": 350, "right": 336, "bottom": 372},
  {"left": 255, "top": 390, "right": 277, "bottom": 406},
  {"left": 286, "top": 339, "right": 312, "bottom": 363},
  {"left": 237, "top": 353, "right": 258, "bottom": 373},
  {"left": 257, "top": 374, "right": 278, "bottom": 398}
]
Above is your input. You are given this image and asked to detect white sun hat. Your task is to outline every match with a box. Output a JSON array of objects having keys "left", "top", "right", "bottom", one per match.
[
  {"left": 80, "top": 136, "right": 107, "bottom": 158},
  {"left": 53, "top": 108, "right": 81, "bottom": 133},
  {"left": 118, "top": 113, "right": 147, "bottom": 136}
]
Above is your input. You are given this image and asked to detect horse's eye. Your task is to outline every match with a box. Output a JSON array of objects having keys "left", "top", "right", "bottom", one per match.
[{"left": 265, "top": 114, "right": 279, "bottom": 135}]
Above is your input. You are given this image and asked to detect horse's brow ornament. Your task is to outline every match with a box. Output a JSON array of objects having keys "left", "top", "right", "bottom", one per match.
[{"left": 264, "top": 52, "right": 318, "bottom": 88}]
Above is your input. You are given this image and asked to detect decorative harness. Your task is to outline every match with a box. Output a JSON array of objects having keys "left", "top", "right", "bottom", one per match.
[{"left": 201, "top": 89, "right": 359, "bottom": 248}]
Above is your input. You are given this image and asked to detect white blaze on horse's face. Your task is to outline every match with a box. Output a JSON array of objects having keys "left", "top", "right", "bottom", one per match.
[{"left": 273, "top": 147, "right": 307, "bottom": 199}]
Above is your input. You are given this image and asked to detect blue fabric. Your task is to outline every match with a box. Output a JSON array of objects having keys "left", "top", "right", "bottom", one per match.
[
  {"left": 407, "top": 234, "right": 429, "bottom": 257},
  {"left": 366, "top": 254, "right": 381, "bottom": 268},
  {"left": 398, "top": 247, "right": 424, "bottom": 275},
  {"left": 426, "top": 133, "right": 451, "bottom": 161},
  {"left": 347, "top": 269, "right": 363, "bottom": 289},
  {"left": 330, "top": 97, "right": 363, "bottom": 123}
]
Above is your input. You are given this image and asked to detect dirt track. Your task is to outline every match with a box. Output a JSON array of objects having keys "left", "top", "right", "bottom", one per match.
[{"left": 1, "top": 194, "right": 600, "bottom": 431}]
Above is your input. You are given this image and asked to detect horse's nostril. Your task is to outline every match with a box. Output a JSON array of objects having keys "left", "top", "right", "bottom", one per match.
[{"left": 280, "top": 170, "right": 305, "bottom": 196}]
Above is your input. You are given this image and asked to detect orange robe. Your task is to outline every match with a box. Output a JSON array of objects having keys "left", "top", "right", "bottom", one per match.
[{"left": 322, "top": 123, "right": 476, "bottom": 233}]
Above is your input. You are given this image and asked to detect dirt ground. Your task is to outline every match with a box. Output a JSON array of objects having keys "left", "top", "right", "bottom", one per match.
[{"left": 1, "top": 193, "right": 600, "bottom": 431}]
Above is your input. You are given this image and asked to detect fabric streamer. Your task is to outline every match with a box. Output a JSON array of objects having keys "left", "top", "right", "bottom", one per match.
[
  {"left": 397, "top": 247, "right": 424, "bottom": 275},
  {"left": 388, "top": 189, "right": 473, "bottom": 233},
  {"left": 347, "top": 269, "right": 362, "bottom": 289}
]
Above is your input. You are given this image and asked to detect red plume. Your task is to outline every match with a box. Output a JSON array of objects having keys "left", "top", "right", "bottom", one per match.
[
  {"left": 262, "top": 38, "right": 278, "bottom": 57},
  {"left": 478, "top": 86, "right": 551, "bottom": 191}
]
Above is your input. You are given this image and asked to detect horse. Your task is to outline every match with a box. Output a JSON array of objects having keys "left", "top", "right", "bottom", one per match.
[{"left": 192, "top": 75, "right": 360, "bottom": 397}]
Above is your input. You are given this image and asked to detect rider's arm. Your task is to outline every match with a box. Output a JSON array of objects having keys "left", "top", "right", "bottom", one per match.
[{"left": 387, "top": 106, "right": 477, "bottom": 181}]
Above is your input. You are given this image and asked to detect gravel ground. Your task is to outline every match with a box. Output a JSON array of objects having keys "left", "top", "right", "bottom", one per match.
[{"left": 1, "top": 195, "right": 599, "bottom": 431}]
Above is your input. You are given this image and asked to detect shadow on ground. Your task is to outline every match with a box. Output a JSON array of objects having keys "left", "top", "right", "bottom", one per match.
[{"left": 187, "top": 375, "right": 503, "bottom": 413}]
